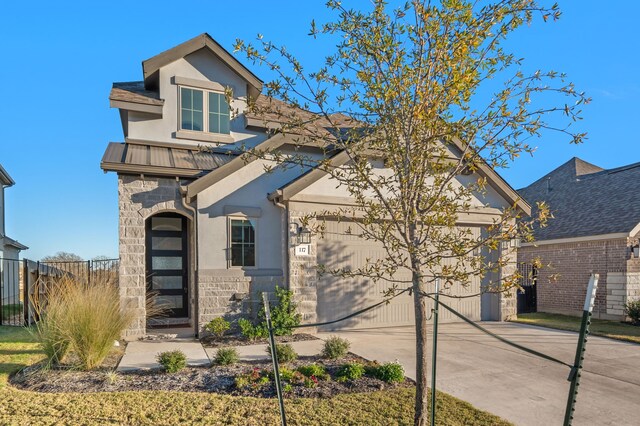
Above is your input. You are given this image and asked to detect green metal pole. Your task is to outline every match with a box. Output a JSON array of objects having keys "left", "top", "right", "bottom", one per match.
[
  {"left": 563, "top": 273, "right": 599, "bottom": 426},
  {"left": 263, "top": 292, "right": 287, "bottom": 426},
  {"left": 430, "top": 278, "right": 440, "bottom": 426}
]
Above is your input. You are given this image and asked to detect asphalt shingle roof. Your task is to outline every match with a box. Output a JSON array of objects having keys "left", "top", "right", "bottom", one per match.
[{"left": 518, "top": 157, "right": 640, "bottom": 240}]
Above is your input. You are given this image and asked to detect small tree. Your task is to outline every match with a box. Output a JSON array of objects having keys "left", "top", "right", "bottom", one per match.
[{"left": 234, "top": 1, "right": 587, "bottom": 424}]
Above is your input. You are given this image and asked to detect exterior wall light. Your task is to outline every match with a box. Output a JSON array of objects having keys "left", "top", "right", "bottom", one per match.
[
  {"left": 501, "top": 238, "right": 521, "bottom": 250},
  {"left": 510, "top": 238, "right": 521, "bottom": 249},
  {"left": 297, "top": 226, "right": 312, "bottom": 245}
]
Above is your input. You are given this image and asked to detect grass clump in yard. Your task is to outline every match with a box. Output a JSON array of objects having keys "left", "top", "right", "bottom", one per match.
[
  {"left": 214, "top": 347, "right": 239, "bottom": 365},
  {"left": 365, "top": 361, "right": 405, "bottom": 383},
  {"left": 335, "top": 362, "right": 365, "bottom": 382},
  {"left": 512, "top": 312, "right": 640, "bottom": 344},
  {"left": 296, "top": 363, "right": 329, "bottom": 380},
  {"left": 321, "top": 336, "right": 350, "bottom": 359},
  {"left": 31, "top": 276, "right": 136, "bottom": 370},
  {"left": 204, "top": 317, "right": 230, "bottom": 338},
  {"left": 624, "top": 299, "right": 640, "bottom": 325},
  {"left": 266, "top": 343, "right": 298, "bottom": 363},
  {"left": 157, "top": 350, "right": 187, "bottom": 373}
]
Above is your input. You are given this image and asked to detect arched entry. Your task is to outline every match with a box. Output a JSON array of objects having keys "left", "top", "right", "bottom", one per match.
[{"left": 145, "top": 212, "right": 189, "bottom": 318}]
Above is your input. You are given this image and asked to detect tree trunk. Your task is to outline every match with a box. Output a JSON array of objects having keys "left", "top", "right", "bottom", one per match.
[{"left": 412, "top": 260, "right": 430, "bottom": 426}]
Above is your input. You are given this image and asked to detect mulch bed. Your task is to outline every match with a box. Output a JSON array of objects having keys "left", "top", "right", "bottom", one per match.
[
  {"left": 200, "top": 333, "right": 317, "bottom": 348},
  {"left": 10, "top": 354, "right": 413, "bottom": 398}
]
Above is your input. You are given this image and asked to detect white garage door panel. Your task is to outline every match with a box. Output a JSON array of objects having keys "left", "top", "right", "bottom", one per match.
[{"left": 316, "top": 220, "right": 480, "bottom": 330}]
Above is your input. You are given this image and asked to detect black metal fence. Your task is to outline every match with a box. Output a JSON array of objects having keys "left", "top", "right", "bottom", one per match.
[{"left": 0, "top": 258, "right": 119, "bottom": 326}]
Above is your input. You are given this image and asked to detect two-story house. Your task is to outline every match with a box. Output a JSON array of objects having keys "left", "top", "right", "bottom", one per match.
[
  {"left": 1, "top": 163, "right": 28, "bottom": 305},
  {"left": 101, "top": 33, "right": 529, "bottom": 338}
]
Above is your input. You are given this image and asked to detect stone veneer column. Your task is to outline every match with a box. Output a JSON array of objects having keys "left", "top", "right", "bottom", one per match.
[
  {"left": 287, "top": 209, "right": 318, "bottom": 327},
  {"left": 118, "top": 175, "right": 192, "bottom": 339},
  {"left": 607, "top": 272, "right": 640, "bottom": 319},
  {"left": 499, "top": 243, "right": 518, "bottom": 321}
]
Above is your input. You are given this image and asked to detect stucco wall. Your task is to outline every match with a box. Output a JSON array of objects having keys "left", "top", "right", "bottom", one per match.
[{"left": 127, "top": 49, "right": 267, "bottom": 150}]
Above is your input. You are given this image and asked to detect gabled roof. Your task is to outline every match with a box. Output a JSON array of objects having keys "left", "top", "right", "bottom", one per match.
[
  {"left": 142, "top": 33, "right": 263, "bottom": 99},
  {"left": 0, "top": 164, "right": 15, "bottom": 187},
  {"left": 268, "top": 139, "right": 531, "bottom": 216},
  {"left": 101, "top": 140, "right": 236, "bottom": 178},
  {"left": 518, "top": 157, "right": 640, "bottom": 240}
]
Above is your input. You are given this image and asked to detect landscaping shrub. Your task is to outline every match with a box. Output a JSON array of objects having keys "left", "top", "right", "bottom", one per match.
[
  {"left": 157, "top": 350, "right": 187, "bottom": 373},
  {"left": 321, "top": 336, "right": 350, "bottom": 359},
  {"left": 32, "top": 284, "right": 71, "bottom": 366},
  {"left": 336, "top": 362, "right": 365, "bottom": 382},
  {"left": 262, "top": 286, "right": 302, "bottom": 336},
  {"left": 624, "top": 299, "right": 640, "bottom": 325},
  {"left": 239, "top": 286, "right": 302, "bottom": 341},
  {"left": 297, "top": 364, "right": 329, "bottom": 380},
  {"left": 214, "top": 347, "right": 239, "bottom": 365},
  {"left": 238, "top": 318, "right": 267, "bottom": 341},
  {"left": 235, "top": 368, "right": 270, "bottom": 389},
  {"left": 266, "top": 343, "right": 298, "bottom": 363},
  {"left": 31, "top": 276, "right": 135, "bottom": 370},
  {"left": 365, "top": 362, "right": 405, "bottom": 383},
  {"left": 205, "top": 317, "right": 231, "bottom": 338}
]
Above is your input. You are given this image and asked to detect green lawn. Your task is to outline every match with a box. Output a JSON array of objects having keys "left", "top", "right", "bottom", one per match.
[
  {"left": 513, "top": 313, "right": 640, "bottom": 344},
  {"left": 0, "top": 326, "right": 511, "bottom": 425}
]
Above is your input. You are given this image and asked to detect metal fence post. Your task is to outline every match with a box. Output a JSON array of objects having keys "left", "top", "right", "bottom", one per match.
[
  {"left": 23, "top": 260, "right": 29, "bottom": 326},
  {"left": 563, "top": 273, "right": 599, "bottom": 426},
  {"left": 263, "top": 292, "right": 287, "bottom": 426}
]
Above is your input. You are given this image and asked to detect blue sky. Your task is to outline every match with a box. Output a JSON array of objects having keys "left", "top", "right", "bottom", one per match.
[{"left": 1, "top": 1, "right": 638, "bottom": 260}]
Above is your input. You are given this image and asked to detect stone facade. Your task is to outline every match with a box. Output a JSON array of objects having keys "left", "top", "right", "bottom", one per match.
[
  {"left": 499, "top": 244, "right": 518, "bottom": 321},
  {"left": 197, "top": 271, "right": 282, "bottom": 331},
  {"left": 287, "top": 211, "right": 319, "bottom": 327},
  {"left": 607, "top": 272, "right": 640, "bottom": 317},
  {"left": 518, "top": 237, "right": 637, "bottom": 319},
  {"left": 118, "top": 175, "right": 194, "bottom": 338}
]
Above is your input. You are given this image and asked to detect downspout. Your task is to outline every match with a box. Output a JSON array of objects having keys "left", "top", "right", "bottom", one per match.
[
  {"left": 180, "top": 185, "right": 199, "bottom": 338},
  {"left": 270, "top": 192, "right": 290, "bottom": 289}
]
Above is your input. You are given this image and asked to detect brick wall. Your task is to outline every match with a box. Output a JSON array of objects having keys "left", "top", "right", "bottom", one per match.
[{"left": 518, "top": 238, "right": 629, "bottom": 318}]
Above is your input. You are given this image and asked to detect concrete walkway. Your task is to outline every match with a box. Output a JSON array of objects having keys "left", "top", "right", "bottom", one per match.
[
  {"left": 118, "top": 338, "right": 325, "bottom": 371},
  {"left": 203, "top": 339, "right": 325, "bottom": 361},
  {"left": 117, "top": 339, "right": 210, "bottom": 372},
  {"left": 317, "top": 323, "right": 640, "bottom": 426}
]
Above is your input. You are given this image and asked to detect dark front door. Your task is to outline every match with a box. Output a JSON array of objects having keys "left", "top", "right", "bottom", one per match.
[{"left": 146, "top": 213, "right": 188, "bottom": 318}]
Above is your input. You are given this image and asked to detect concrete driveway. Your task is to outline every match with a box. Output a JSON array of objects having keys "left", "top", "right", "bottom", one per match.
[{"left": 317, "top": 322, "right": 640, "bottom": 426}]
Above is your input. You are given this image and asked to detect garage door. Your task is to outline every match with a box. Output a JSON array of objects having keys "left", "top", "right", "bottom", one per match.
[{"left": 316, "top": 220, "right": 481, "bottom": 330}]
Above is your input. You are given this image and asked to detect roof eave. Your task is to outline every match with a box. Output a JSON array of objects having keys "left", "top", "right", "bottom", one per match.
[
  {"left": 185, "top": 133, "right": 287, "bottom": 200},
  {"left": 3, "top": 236, "right": 28, "bottom": 251},
  {"left": 110, "top": 99, "right": 163, "bottom": 116},
  {"left": 0, "top": 164, "right": 15, "bottom": 187},
  {"left": 100, "top": 161, "right": 203, "bottom": 178},
  {"left": 142, "top": 33, "right": 263, "bottom": 94}
]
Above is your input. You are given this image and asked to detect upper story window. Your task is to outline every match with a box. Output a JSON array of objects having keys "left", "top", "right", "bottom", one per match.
[
  {"left": 180, "top": 87, "right": 230, "bottom": 134},
  {"left": 229, "top": 218, "right": 256, "bottom": 267}
]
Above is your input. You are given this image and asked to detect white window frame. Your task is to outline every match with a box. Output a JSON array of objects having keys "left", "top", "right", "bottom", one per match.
[
  {"left": 227, "top": 216, "right": 257, "bottom": 269},
  {"left": 178, "top": 85, "right": 231, "bottom": 136}
]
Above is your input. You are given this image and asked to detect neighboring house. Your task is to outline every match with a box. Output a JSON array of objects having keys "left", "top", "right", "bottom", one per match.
[
  {"left": 0, "top": 164, "right": 28, "bottom": 304},
  {"left": 101, "top": 33, "right": 530, "bottom": 338},
  {"left": 518, "top": 157, "right": 640, "bottom": 320}
]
